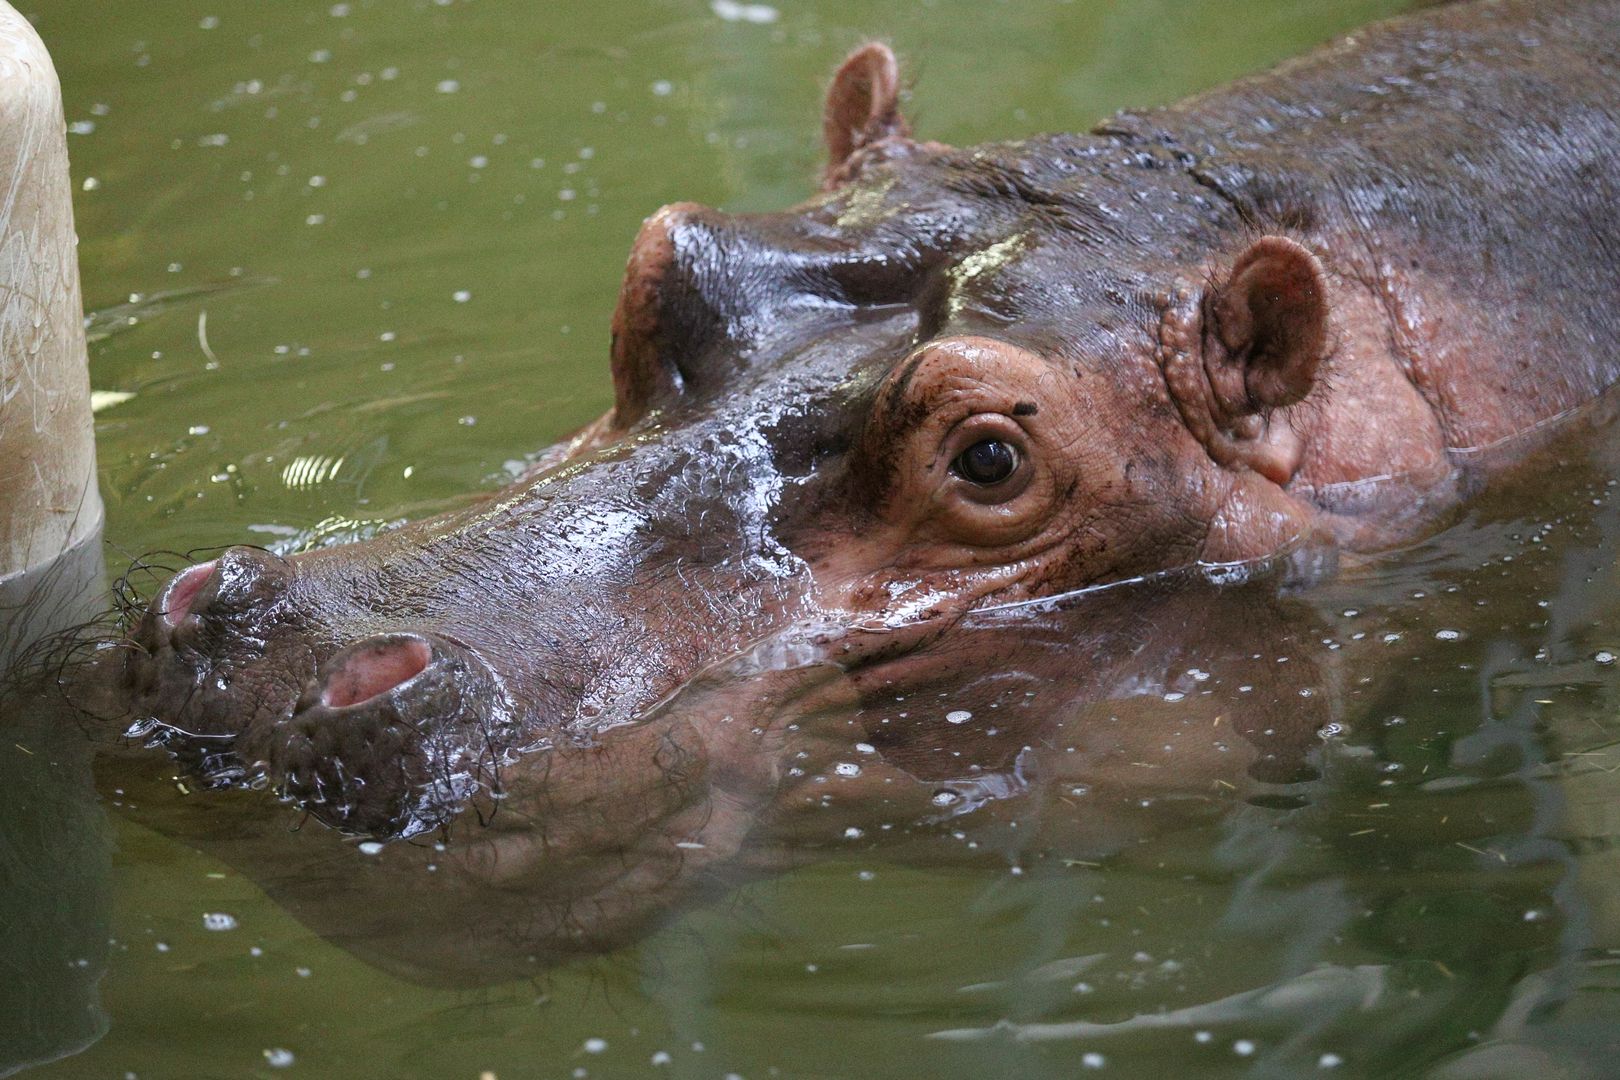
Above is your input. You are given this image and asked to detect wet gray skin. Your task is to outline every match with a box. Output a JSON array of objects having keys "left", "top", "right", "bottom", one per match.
[{"left": 105, "top": 0, "right": 1620, "bottom": 977}]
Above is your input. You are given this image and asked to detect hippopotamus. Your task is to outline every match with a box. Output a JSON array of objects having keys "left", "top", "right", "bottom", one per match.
[{"left": 94, "top": 0, "right": 1620, "bottom": 977}]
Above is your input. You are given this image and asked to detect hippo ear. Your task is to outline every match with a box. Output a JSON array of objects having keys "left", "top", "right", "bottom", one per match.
[
  {"left": 822, "top": 42, "right": 911, "bottom": 188},
  {"left": 1204, "top": 236, "right": 1328, "bottom": 415}
]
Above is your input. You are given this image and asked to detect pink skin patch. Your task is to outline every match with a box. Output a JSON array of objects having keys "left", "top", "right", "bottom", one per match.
[
  {"left": 321, "top": 637, "right": 434, "bottom": 709},
  {"left": 159, "top": 561, "right": 217, "bottom": 628}
]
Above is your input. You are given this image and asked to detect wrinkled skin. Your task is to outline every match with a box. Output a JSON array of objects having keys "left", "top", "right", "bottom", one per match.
[{"left": 87, "top": 0, "right": 1620, "bottom": 979}]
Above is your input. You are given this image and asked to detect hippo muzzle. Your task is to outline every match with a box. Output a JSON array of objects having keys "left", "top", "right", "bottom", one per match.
[{"left": 127, "top": 543, "right": 532, "bottom": 835}]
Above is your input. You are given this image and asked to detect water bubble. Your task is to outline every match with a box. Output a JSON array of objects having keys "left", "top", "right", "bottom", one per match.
[
  {"left": 436, "top": 79, "right": 460, "bottom": 94},
  {"left": 202, "top": 912, "right": 238, "bottom": 932},
  {"left": 263, "top": 1048, "right": 295, "bottom": 1068},
  {"left": 453, "top": 290, "right": 471, "bottom": 303},
  {"left": 1082, "top": 1052, "right": 1105, "bottom": 1068},
  {"left": 1234, "top": 1039, "right": 1256, "bottom": 1056},
  {"left": 1434, "top": 628, "right": 1462, "bottom": 641},
  {"left": 1194, "top": 1031, "right": 1213, "bottom": 1044},
  {"left": 946, "top": 710, "right": 972, "bottom": 724},
  {"left": 583, "top": 1038, "right": 606, "bottom": 1054},
  {"left": 651, "top": 1052, "right": 672, "bottom": 1066},
  {"left": 357, "top": 841, "right": 384, "bottom": 855},
  {"left": 843, "top": 827, "right": 864, "bottom": 840},
  {"left": 1596, "top": 650, "right": 1616, "bottom": 665},
  {"left": 199, "top": 15, "right": 220, "bottom": 29},
  {"left": 833, "top": 762, "right": 861, "bottom": 777},
  {"left": 1319, "top": 1053, "right": 1343, "bottom": 1069}
]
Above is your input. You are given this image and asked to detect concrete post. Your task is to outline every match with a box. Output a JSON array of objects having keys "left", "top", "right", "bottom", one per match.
[
  {"left": 0, "top": 0, "right": 102, "bottom": 667},
  {"left": 0, "top": 4, "right": 111, "bottom": 1072}
]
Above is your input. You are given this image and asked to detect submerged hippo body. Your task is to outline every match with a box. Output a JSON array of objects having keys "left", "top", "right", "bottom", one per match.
[{"left": 102, "top": 0, "right": 1620, "bottom": 973}]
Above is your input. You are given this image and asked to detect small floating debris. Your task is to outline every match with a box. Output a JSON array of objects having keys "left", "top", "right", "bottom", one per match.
[
  {"left": 711, "top": 0, "right": 778, "bottom": 22},
  {"left": 89, "top": 390, "right": 134, "bottom": 412}
]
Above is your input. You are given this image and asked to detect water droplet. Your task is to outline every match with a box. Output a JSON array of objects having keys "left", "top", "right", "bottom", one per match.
[
  {"left": 1596, "top": 650, "right": 1616, "bottom": 665},
  {"left": 1234, "top": 1039, "right": 1256, "bottom": 1056},
  {"left": 357, "top": 841, "right": 384, "bottom": 856},
  {"left": 202, "top": 912, "right": 238, "bottom": 932},
  {"left": 583, "top": 1038, "right": 606, "bottom": 1054},
  {"left": 263, "top": 1048, "right": 295, "bottom": 1068},
  {"left": 946, "top": 710, "right": 972, "bottom": 724},
  {"left": 1082, "top": 1052, "right": 1105, "bottom": 1068}
]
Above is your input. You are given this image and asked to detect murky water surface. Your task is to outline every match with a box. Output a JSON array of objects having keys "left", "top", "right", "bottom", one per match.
[{"left": 13, "top": 0, "right": 1620, "bottom": 1077}]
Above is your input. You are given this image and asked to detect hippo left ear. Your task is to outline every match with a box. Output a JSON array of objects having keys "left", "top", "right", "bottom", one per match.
[
  {"left": 1203, "top": 235, "right": 1328, "bottom": 416},
  {"left": 822, "top": 42, "right": 911, "bottom": 188}
]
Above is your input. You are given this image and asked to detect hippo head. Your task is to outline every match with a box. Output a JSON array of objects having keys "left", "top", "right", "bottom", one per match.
[{"left": 123, "top": 46, "right": 1347, "bottom": 847}]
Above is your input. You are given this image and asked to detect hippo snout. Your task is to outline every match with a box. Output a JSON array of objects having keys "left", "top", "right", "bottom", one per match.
[{"left": 125, "top": 551, "right": 523, "bottom": 838}]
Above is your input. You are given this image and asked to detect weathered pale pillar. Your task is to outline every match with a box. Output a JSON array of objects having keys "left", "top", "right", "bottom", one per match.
[{"left": 0, "top": 0, "right": 102, "bottom": 667}]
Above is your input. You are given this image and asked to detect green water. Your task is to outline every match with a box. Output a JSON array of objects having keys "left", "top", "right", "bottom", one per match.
[{"left": 22, "top": 0, "right": 1620, "bottom": 1077}]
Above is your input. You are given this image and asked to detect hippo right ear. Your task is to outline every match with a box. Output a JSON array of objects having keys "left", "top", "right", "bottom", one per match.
[
  {"left": 822, "top": 43, "right": 911, "bottom": 188},
  {"left": 1162, "top": 236, "right": 1329, "bottom": 485},
  {"left": 1202, "top": 236, "right": 1328, "bottom": 416}
]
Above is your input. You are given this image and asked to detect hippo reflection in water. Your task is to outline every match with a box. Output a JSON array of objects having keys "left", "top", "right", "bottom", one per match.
[{"left": 95, "top": 0, "right": 1620, "bottom": 979}]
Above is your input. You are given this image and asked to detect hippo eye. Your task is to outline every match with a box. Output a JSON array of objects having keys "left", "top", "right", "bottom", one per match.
[{"left": 953, "top": 439, "right": 1019, "bottom": 486}]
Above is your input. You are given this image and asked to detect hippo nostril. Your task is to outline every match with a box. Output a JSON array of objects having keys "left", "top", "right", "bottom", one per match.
[
  {"left": 320, "top": 634, "right": 434, "bottom": 709},
  {"left": 156, "top": 560, "right": 217, "bottom": 628}
]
